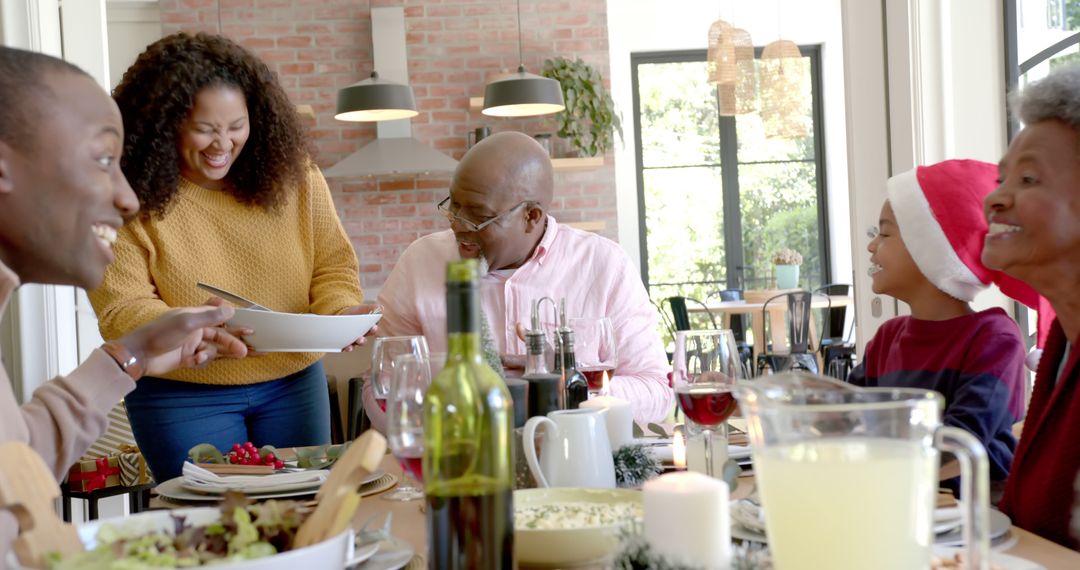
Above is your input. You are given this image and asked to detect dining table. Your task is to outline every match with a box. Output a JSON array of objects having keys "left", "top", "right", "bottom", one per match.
[
  {"left": 687, "top": 291, "right": 852, "bottom": 365},
  {"left": 353, "top": 454, "right": 1080, "bottom": 570}
]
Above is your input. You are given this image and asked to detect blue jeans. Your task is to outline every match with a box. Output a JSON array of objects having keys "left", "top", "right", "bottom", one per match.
[{"left": 124, "top": 361, "right": 331, "bottom": 481}]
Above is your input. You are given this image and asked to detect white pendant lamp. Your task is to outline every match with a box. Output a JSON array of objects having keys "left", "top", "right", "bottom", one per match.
[
  {"left": 334, "top": 71, "right": 418, "bottom": 122},
  {"left": 481, "top": 0, "right": 565, "bottom": 118}
]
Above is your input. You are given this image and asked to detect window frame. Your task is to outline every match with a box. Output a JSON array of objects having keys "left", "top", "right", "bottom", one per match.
[{"left": 629, "top": 45, "right": 830, "bottom": 294}]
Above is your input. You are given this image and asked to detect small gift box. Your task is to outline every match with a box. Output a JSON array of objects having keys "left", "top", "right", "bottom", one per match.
[
  {"left": 117, "top": 444, "right": 152, "bottom": 486},
  {"left": 67, "top": 455, "right": 122, "bottom": 492}
]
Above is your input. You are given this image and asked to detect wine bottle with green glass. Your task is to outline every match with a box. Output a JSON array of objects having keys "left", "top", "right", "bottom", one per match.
[{"left": 423, "top": 259, "right": 514, "bottom": 569}]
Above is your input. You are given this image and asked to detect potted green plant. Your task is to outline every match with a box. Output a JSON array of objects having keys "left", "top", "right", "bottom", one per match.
[
  {"left": 541, "top": 57, "right": 623, "bottom": 157},
  {"left": 772, "top": 248, "right": 803, "bottom": 289}
]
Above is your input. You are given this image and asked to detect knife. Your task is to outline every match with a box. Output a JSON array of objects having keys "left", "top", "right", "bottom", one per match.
[{"left": 196, "top": 282, "right": 270, "bottom": 311}]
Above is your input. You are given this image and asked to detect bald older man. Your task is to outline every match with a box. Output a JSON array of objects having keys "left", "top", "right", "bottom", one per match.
[{"left": 369, "top": 132, "right": 672, "bottom": 427}]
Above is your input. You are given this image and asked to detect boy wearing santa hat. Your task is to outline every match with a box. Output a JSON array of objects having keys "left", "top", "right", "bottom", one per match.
[{"left": 850, "top": 159, "right": 1047, "bottom": 495}]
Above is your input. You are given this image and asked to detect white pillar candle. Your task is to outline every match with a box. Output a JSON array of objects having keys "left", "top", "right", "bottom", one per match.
[
  {"left": 579, "top": 395, "right": 633, "bottom": 450},
  {"left": 643, "top": 471, "right": 731, "bottom": 569}
]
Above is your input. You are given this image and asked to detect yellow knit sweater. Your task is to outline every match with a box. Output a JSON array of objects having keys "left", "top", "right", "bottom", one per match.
[{"left": 88, "top": 167, "right": 363, "bottom": 385}]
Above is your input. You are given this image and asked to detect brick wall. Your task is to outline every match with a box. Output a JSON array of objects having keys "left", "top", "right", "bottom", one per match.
[{"left": 158, "top": 0, "right": 617, "bottom": 291}]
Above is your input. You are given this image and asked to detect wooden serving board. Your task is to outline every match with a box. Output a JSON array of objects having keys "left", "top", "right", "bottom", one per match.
[{"left": 0, "top": 442, "right": 83, "bottom": 568}]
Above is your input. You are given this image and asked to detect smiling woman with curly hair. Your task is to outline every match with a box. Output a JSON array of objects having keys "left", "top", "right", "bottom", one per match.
[
  {"left": 88, "top": 32, "right": 375, "bottom": 482},
  {"left": 114, "top": 32, "right": 308, "bottom": 216}
]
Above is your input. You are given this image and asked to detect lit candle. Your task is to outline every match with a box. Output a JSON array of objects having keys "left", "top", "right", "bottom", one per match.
[
  {"left": 579, "top": 395, "right": 633, "bottom": 450},
  {"left": 601, "top": 370, "right": 609, "bottom": 394},
  {"left": 643, "top": 471, "right": 731, "bottom": 569},
  {"left": 672, "top": 427, "right": 687, "bottom": 469}
]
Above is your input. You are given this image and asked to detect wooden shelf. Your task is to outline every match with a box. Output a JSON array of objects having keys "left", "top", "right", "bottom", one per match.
[
  {"left": 551, "top": 156, "right": 603, "bottom": 170},
  {"left": 295, "top": 104, "right": 315, "bottom": 119},
  {"left": 469, "top": 96, "right": 484, "bottom": 110}
]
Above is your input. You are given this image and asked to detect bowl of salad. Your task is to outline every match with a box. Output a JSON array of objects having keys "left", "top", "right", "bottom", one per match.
[{"left": 15, "top": 496, "right": 366, "bottom": 570}]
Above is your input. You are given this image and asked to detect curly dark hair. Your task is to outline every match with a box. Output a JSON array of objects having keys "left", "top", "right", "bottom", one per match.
[{"left": 113, "top": 32, "right": 310, "bottom": 217}]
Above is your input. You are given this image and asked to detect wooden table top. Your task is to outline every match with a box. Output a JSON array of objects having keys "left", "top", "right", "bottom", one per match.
[{"left": 355, "top": 455, "right": 1080, "bottom": 569}]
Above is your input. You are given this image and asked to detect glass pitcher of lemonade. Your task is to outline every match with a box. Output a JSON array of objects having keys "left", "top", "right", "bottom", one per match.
[{"left": 736, "top": 373, "right": 990, "bottom": 570}]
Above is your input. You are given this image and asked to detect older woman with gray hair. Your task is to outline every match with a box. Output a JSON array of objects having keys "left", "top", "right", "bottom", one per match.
[{"left": 984, "top": 62, "right": 1080, "bottom": 550}]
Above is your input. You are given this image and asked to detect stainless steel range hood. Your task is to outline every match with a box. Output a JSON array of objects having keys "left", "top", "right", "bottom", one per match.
[{"left": 324, "top": 7, "right": 457, "bottom": 178}]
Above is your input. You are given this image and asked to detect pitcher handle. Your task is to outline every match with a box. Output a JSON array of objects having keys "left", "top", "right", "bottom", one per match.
[
  {"left": 523, "top": 416, "right": 554, "bottom": 488},
  {"left": 935, "top": 426, "right": 990, "bottom": 570}
]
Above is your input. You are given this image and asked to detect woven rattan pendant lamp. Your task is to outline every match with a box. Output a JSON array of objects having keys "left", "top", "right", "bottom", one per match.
[
  {"left": 707, "top": 7, "right": 756, "bottom": 116},
  {"left": 482, "top": 0, "right": 565, "bottom": 117},
  {"left": 759, "top": 39, "right": 808, "bottom": 138}
]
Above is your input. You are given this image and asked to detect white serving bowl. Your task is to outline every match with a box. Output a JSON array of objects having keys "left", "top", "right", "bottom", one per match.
[
  {"left": 515, "top": 487, "right": 643, "bottom": 568},
  {"left": 228, "top": 309, "right": 381, "bottom": 352},
  {"left": 9, "top": 507, "right": 358, "bottom": 570}
]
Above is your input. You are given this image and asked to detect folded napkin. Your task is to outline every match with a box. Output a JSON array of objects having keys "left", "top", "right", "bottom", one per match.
[
  {"left": 730, "top": 498, "right": 766, "bottom": 533},
  {"left": 181, "top": 461, "right": 327, "bottom": 492}
]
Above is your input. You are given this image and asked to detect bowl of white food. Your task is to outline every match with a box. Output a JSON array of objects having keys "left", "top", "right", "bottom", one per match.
[{"left": 514, "top": 487, "right": 643, "bottom": 568}]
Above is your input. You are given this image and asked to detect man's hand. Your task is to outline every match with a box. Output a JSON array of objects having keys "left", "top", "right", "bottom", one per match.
[
  {"left": 338, "top": 304, "right": 381, "bottom": 352},
  {"left": 116, "top": 301, "right": 247, "bottom": 377}
]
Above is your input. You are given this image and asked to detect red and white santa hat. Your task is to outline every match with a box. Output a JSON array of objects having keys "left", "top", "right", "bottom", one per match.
[{"left": 886, "top": 159, "right": 1053, "bottom": 346}]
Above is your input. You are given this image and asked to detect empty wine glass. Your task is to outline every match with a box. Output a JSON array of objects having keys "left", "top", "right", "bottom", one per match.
[
  {"left": 384, "top": 353, "right": 430, "bottom": 501},
  {"left": 672, "top": 330, "right": 744, "bottom": 478},
  {"left": 370, "top": 335, "right": 429, "bottom": 413},
  {"left": 570, "top": 316, "right": 618, "bottom": 396}
]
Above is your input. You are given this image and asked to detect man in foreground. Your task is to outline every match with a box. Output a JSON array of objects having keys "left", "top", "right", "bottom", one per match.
[{"left": 0, "top": 46, "right": 247, "bottom": 561}]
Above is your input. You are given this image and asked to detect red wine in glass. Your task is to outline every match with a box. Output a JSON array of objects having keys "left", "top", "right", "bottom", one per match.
[
  {"left": 676, "top": 383, "right": 738, "bottom": 427},
  {"left": 580, "top": 367, "right": 614, "bottom": 391},
  {"left": 397, "top": 451, "right": 424, "bottom": 483},
  {"left": 377, "top": 398, "right": 387, "bottom": 413}
]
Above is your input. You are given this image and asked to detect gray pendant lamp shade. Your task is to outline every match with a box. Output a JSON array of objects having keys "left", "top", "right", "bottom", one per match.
[
  {"left": 334, "top": 71, "right": 418, "bottom": 122},
  {"left": 482, "top": 65, "right": 565, "bottom": 117}
]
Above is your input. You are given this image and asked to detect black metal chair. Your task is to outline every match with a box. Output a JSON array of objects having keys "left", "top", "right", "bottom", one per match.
[
  {"left": 662, "top": 296, "right": 718, "bottom": 332},
  {"left": 756, "top": 290, "right": 827, "bottom": 375},
  {"left": 714, "top": 289, "right": 755, "bottom": 376},
  {"left": 813, "top": 283, "right": 857, "bottom": 380},
  {"left": 346, "top": 376, "right": 372, "bottom": 440}
]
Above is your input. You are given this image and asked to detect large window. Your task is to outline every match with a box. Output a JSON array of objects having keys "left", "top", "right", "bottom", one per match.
[{"left": 631, "top": 47, "right": 828, "bottom": 305}]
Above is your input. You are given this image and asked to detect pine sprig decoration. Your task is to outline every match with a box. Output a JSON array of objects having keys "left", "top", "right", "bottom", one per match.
[
  {"left": 613, "top": 521, "right": 772, "bottom": 569},
  {"left": 614, "top": 443, "right": 662, "bottom": 488}
]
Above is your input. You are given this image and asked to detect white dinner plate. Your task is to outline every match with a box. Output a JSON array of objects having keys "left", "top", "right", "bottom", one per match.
[
  {"left": 730, "top": 504, "right": 1012, "bottom": 548},
  {"left": 935, "top": 509, "right": 1012, "bottom": 547},
  {"left": 349, "top": 540, "right": 381, "bottom": 568},
  {"left": 181, "top": 476, "right": 325, "bottom": 495},
  {"left": 933, "top": 546, "right": 1045, "bottom": 570},
  {"left": 351, "top": 536, "right": 415, "bottom": 570},
  {"left": 158, "top": 469, "right": 384, "bottom": 502}
]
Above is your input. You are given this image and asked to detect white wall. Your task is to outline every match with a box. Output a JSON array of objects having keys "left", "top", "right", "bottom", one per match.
[
  {"left": 105, "top": 0, "right": 161, "bottom": 89},
  {"left": 606, "top": 0, "right": 852, "bottom": 294}
]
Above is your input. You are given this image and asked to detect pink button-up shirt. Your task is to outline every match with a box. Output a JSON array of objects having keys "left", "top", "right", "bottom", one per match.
[{"left": 370, "top": 216, "right": 672, "bottom": 426}]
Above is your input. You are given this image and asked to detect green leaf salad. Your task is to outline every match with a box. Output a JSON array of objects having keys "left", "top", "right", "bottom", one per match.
[{"left": 48, "top": 494, "right": 306, "bottom": 569}]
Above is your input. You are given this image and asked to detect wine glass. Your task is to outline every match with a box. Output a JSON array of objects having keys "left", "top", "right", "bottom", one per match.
[
  {"left": 370, "top": 335, "right": 429, "bottom": 413},
  {"left": 672, "top": 330, "right": 743, "bottom": 478},
  {"left": 384, "top": 353, "right": 430, "bottom": 501},
  {"left": 570, "top": 316, "right": 618, "bottom": 396}
]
